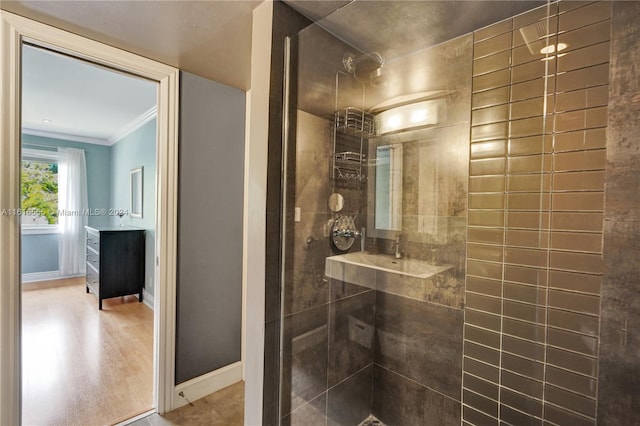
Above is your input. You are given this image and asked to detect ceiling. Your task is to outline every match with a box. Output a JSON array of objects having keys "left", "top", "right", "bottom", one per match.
[
  {"left": 1, "top": 0, "right": 261, "bottom": 91},
  {"left": 22, "top": 44, "right": 157, "bottom": 144}
]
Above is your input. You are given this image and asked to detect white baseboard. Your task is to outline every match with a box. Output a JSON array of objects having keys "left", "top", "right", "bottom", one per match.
[
  {"left": 172, "top": 361, "right": 242, "bottom": 410},
  {"left": 142, "top": 289, "right": 154, "bottom": 311},
  {"left": 21, "top": 270, "right": 60, "bottom": 282}
]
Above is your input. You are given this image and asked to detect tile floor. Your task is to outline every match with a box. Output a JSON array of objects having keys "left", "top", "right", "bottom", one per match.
[{"left": 128, "top": 381, "right": 244, "bottom": 426}]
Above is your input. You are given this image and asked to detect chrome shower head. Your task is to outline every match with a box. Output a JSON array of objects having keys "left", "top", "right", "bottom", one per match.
[{"left": 342, "top": 51, "right": 386, "bottom": 87}]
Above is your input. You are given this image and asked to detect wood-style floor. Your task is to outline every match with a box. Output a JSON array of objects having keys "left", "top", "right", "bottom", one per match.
[{"left": 22, "top": 277, "right": 153, "bottom": 426}]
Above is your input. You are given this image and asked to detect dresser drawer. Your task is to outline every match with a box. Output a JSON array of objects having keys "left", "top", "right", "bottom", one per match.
[
  {"left": 86, "top": 232, "right": 100, "bottom": 253},
  {"left": 86, "top": 251, "right": 100, "bottom": 270},
  {"left": 86, "top": 269, "right": 100, "bottom": 295}
]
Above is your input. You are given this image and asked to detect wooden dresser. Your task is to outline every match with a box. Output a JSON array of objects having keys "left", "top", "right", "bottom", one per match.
[{"left": 85, "top": 225, "right": 145, "bottom": 310}]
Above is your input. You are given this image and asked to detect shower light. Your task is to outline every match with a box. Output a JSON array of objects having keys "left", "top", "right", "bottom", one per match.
[
  {"left": 375, "top": 100, "right": 441, "bottom": 135},
  {"left": 540, "top": 42, "right": 567, "bottom": 54}
]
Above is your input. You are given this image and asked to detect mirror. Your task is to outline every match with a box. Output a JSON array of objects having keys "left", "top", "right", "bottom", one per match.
[
  {"left": 373, "top": 143, "right": 402, "bottom": 232},
  {"left": 328, "top": 192, "right": 344, "bottom": 212},
  {"left": 130, "top": 166, "right": 143, "bottom": 218}
]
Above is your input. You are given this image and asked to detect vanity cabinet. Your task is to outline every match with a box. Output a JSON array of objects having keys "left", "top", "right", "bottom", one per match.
[{"left": 85, "top": 226, "right": 145, "bottom": 310}]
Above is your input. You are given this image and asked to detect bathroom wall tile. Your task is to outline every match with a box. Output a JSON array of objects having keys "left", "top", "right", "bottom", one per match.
[
  {"left": 549, "top": 269, "right": 602, "bottom": 295},
  {"left": 506, "top": 229, "right": 549, "bottom": 249},
  {"left": 503, "top": 300, "right": 547, "bottom": 324},
  {"left": 375, "top": 292, "right": 463, "bottom": 399},
  {"left": 508, "top": 154, "right": 552, "bottom": 174},
  {"left": 550, "top": 231, "right": 602, "bottom": 253},
  {"left": 473, "top": 69, "right": 511, "bottom": 93},
  {"left": 545, "top": 403, "right": 596, "bottom": 426},
  {"left": 511, "top": 59, "right": 556, "bottom": 85},
  {"left": 329, "top": 278, "right": 370, "bottom": 302},
  {"left": 511, "top": 77, "right": 555, "bottom": 102},
  {"left": 474, "top": 32, "right": 512, "bottom": 59},
  {"left": 551, "top": 192, "right": 604, "bottom": 212},
  {"left": 469, "top": 175, "right": 506, "bottom": 193},
  {"left": 471, "top": 121, "right": 509, "bottom": 142},
  {"left": 546, "top": 365, "right": 597, "bottom": 397},
  {"left": 558, "top": 1, "right": 611, "bottom": 33},
  {"left": 468, "top": 227, "right": 505, "bottom": 245},
  {"left": 512, "top": 41, "right": 556, "bottom": 67},
  {"left": 464, "top": 388, "right": 498, "bottom": 418},
  {"left": 464, "top": 356, "right": 500, "bottom": 383},
  {"left": 547, "top": 384, "right": 596, "bottom": 417},
  {"left": 509, "top": 135, "right": 553, "bottom": 156},
  {"left": 504, "top": 265, "right": 548, "bottom": 287},
  {"left": 508, "top": 174, "right": 551, "bottom": 192},
  {"left": 470, "top": 158, "right": 507, "bottom": 176},
  {"left": 466, "top": 293, "right": 502, "bottom": 315},
  {"left": 472, "top": 86, "right": 510, "bottom": 109},
  {"left": 507, "top": 211, "right": 550, "bottom": 230},
  {"left": 552, "top": 170, "right": 605, "bottom": 191},
  {"left": 281, "top": 393, "right": 327, "bottom": 426},
  {"left": 475, "top": 19, "right": 513, "bottom": 43},
  {"left": 501, "top": 370, "right": 543, "bottom": 399},
  {"left": 502, "top": 335, "right": 545, "bottom": 361},
  {"left": 464, "top": 341, "right": 501, "bottom": 366},
  {"left": 586, "top": 106, "right": 608, "bottom": 128},
  {"left": 465, "top": 325, "right": 501, "bottom": 349},
  {"left": 467, "top": 276, "right": 502, "bottom": 297},
  {"left": 555, "top": 107, "right": 607, "bottom": 133},
  {"left": 546, "top": 346, "right": 597, "bottom": 377},
  {"left": 465, "top": 309, "right": 502, "bottom": 332},
  {"left": 467, "top": 243, "right": 503, "bottom": 263},
  {"left": 554, "top": 128, "right": 607, "bottom": 152},
  {"left": 507, "top": 192, "right": 551, "bottom": 210},
  {"left": 464, "top": 373, "right": 499, "bottom": 401},
  {"left": 503, "top": 318, "right": 546, "bottom": 343},
  {"left": 281, "top": 305, "right": 329, "bottom": 415},
  {"left": 501, "top": 387, "right": 543, "bottom": 419},
  {"left": 548, "top": 308, "right": 599, "bottom": 336},
  {"left": 472, "top": 105, "right": 509, "bottom": 127},
  {"left": 551, "top": 212, "right": 603, "bottom": 232},
  {"left": 555, "top": 86, "right": 609, "bottom": 113},
  {"left": 557, "top": 41, "right": 610, "bottom": 73},
  {"left": 463, "top": 405, "right": 498, "bottom": 426},
  {"left": 473, "top": 50, "right": 511, "bottom": 76},
  {"left": 470, "top": 140, "right": 507, "bottom": 160},
  {"left": 504, "top": 282, "right": 547, "bottom": 305},
  {"left": 505, "top": 247, "right": 548, "bottom": 268},
  {"left": 469, "top": 193, "right": 505, "bottom": 210},
  {"left": 549, "top": 250, "right": 603, "bottom": 274},
  {"left": 326, "top": 365, "right": 372, "bottom": 426},
  {"left": 509, "top": 96, "right": 553, "bottom": 120},
  {"left": 548, "top": 327, "right": 597, "bottom": 356},
  {"left": 500, "top": 399, "right": 542, "bottom": 424},
  {"left": 558, "top": 1, "right": 595, "bottom": 14},
  {"left": 501, "top": 352, "right": 545, "bottom": 381},
  {"left": 556, "top": 63, "right": 609, "bottom": 92},
  {"left": 559, "top": 19, "right": 610, "bottom": 54},
  {"left": 373, "top": 366, "right": 460, "bottom": 426},
  {"left": 513, "top": 2, "right": 557, "bottom": 29},
  {"left": 510, "top": 116, "right": 546, "bottom": 138},
  {"left": 327, "top": 290, "right": 375, "bottom": 387},
  {"left": 469, "top": 210, "right": 505, "bottom": 227},
  {"left": 467, "top": 259, "right": 504, "bottom": 280},
  {"left": 512, "top": 15, "right": 559, "bottom": 48}
]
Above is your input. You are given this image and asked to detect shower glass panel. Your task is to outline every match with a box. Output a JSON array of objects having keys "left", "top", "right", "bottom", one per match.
[{"left": 275, "top": 1, "right": 600, "bottom": 424}]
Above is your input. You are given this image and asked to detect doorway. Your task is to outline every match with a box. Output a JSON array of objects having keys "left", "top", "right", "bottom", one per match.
[
  {"left": 20, "top": 43, "right": 157, "bottom": 425},
  {"left": 0, "top": 11, "right": 179, "bottom": 425}
]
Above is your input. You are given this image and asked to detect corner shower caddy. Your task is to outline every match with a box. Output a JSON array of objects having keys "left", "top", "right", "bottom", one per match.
[{"left": 331, "top": 107, "right": 374, "bottom": 182}]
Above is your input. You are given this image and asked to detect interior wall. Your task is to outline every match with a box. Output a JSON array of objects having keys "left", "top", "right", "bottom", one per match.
[
  {"left": 109, "top": 118, "right": 157, "bottom": 296},
  {"left": 21, "top": 134, "right": 110, "bottom": 275},
  {"left": 175, "top": 71, "right": 245, "bottom": 384}
]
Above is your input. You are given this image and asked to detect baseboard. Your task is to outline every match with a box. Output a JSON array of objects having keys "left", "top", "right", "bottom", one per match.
[
  {"left": 142, "top": 289, "right": 154, "bottom": 311},
  {"left": 21, "top": 270, "right": 60, "bottom": 283},
  {"left": 172, "top": 361, "right": 242, "bottom": 410}
]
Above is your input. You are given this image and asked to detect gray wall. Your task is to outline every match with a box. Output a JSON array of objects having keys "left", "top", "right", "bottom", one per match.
[
  {"left": 175, "top": 71, "right": 245, "bottom": 384},
  {"left": 110, "top": 119, "right": 157, "bottom": 296},
  {"left": 21, "top": 134, "right": 111, "bottom": 274}
]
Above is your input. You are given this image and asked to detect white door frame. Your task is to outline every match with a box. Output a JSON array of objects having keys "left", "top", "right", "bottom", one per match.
[{"left": 0, "top": 11, "right": 179, "bottom": 424}]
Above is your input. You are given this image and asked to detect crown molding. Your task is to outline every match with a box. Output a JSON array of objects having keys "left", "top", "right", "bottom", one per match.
[
  {"left": 21, "top": 127, "right": 109, "bottom": 145},
  {"left": 108, "top": 105, "right": 157, "bottom": 145}
]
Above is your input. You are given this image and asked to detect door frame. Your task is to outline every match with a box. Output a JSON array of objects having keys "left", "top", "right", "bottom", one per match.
[{"left": 0, "top": 11, "right": 179, "bottom": 424}]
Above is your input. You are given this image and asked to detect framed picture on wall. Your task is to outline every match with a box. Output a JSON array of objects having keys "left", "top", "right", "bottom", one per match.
[{"left": 130, "top": 166, "right": 143, "bottom": 218}]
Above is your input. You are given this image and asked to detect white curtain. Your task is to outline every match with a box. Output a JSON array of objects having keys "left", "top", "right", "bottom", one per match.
[{"left": 58, "top": 147, "right": 88, "bottom": 276}]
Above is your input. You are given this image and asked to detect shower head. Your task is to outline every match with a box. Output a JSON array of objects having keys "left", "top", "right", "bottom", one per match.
[{"left": 342, "top": 51, "right": 386, "bottom": 87}]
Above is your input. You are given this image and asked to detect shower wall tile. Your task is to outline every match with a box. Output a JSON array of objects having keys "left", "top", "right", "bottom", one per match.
[
  {"left": 500, "top": 387, "right": 542, "bottom": 419},
  {"left": 373, "top": 365, "right": 461, "bottom": 426},
  {"left": 473, "top": 50, "right": 511, "bottom": 76},
  {"left": 327, "top": 290, "right": 375, "bottom": 387},
  {"left": 558, "top": 0, "right": 610, "bottom": 32},
  {"left": 326, "top": 365, "right": 372, "bottom": 426},
  {"left": 474, "top": 31, "right": 512, "bottom": 59},
  {"left": 281, "top": 393, "right": 327, "bottom": 426},
  {"left": 375, "top": 291, "right": 463, "bottom": 400},
  {"left": 556, "top": 63, "right": 609, "bottom": 92},
  {"left": 559, "top": 19, "right": 611, "bottom": 53},
  {"left": 475, "top": 19, "right": 512, "bottom": 43},
  {"left": 472, "top": 86, "right": 510, "bottom": 109}
]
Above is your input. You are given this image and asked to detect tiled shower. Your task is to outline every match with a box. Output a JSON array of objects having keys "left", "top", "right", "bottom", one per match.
[{"left": 269, "top": 1, "right": 640, "bottom": 425}]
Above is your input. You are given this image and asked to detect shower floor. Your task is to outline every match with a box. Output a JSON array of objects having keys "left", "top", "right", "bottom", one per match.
[{"left": 358, "top": 414, "right": 386, "bottom": 426}]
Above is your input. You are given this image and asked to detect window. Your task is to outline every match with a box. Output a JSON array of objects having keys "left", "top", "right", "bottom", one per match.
[{"left": 21, "top": 148, "right": 59, "bottom": 230}]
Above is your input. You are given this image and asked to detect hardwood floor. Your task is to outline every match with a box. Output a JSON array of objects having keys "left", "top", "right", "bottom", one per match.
[{"left": 22, "top": 277, "right": 153, "bottom": 426}]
